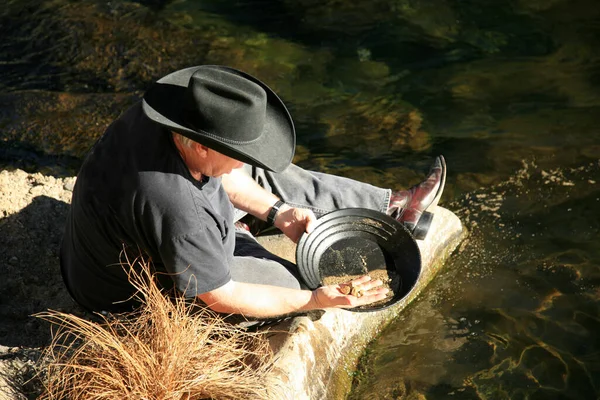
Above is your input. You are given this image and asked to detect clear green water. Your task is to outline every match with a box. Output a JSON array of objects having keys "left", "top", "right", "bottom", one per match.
[
  {"left": 1, "top": 0, "right": 599, "bottom": 398},
  {"left": 350, "top": 161, "right": 600, "bottom": 399}
]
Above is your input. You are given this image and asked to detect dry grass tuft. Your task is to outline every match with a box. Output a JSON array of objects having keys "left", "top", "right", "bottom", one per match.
[{"left": 36, "top": 258, "right": 279, "bottom": 400}]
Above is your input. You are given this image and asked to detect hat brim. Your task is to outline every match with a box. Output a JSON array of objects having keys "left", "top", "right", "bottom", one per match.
[{"left": 142, "top": 66, "right": 295, "bottom": 173}]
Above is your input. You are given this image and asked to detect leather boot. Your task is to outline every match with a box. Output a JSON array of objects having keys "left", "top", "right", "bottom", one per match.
[{"left": 388, "top": 155, "right": 446, "bottom": 240}]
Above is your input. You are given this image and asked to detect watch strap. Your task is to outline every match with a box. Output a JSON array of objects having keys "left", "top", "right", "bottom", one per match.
[{"left": 267, "top": 200, "right": 285, "bottom": 225}]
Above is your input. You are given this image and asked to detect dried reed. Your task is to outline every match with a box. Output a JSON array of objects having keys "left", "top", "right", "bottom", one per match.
[{"left": 36, "top": 258, "right": 279, "bottom": 400}]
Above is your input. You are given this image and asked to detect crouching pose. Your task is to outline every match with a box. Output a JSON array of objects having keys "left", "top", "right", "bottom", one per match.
[{"left": 60, "top": 65, "right": 446, "bottom": 318}]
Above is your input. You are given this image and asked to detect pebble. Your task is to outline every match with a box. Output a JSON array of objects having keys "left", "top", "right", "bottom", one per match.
[
  {"left": 8, "top": 256, "right": 19, "bottom": 265},
  {"left": 0, "top": 345, "right": 16, "bottom": 354},
  {"left": 63, "top": 178, "right": 76, "bottom": 192}
]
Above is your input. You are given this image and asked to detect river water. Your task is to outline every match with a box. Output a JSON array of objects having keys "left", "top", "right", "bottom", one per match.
[{"left": 1, "top": 0, "right": 599, "bottom": 398}]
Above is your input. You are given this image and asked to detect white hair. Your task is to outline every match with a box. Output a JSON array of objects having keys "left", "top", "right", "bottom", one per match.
[{"left": 173, "top": 132, "right": 195, "bottom": 148}]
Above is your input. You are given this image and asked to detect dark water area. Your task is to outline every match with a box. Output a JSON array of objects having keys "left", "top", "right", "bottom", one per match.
[
  {"left": 1, "top": 0, "right": 599, "bottom": 398},
  {"left": 350, "top": 161, "right": 600, "bottom": 399}
]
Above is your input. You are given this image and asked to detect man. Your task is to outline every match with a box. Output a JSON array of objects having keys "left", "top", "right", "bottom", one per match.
[{"left": 60, "top": 65, "right": 445, "bottom": 318}]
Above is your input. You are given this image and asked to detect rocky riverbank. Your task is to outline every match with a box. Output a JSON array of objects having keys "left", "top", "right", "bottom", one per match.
[{"left": 0, "top": 168, "right": 83, "bottom": 399}]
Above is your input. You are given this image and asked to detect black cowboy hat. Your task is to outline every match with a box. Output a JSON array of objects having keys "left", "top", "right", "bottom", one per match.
[{"left": 142, "top": 65, "right": 295, "bottom": 172}]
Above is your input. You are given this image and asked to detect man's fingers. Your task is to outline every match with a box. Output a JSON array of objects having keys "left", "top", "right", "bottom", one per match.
[
  {"left": 305, "top": 219, "right": 315, "bottom": 233},
  {"left": 351, "top": 275, "right": 374, "bottom": 285},
  {"left": 338, "top": 287, "right": 390, "bottom": 307},
  {"left": 304, "top": 210, "right": 317, "bottom": 234},
  {"left": 359, "top": 288, "right": 389, "bottom": 304},
  {"left": 337, "top": 277, "right": 387, "bottom": 302},
  {"left": 361, "top": 278, "right": 384, "bottom": 291}
]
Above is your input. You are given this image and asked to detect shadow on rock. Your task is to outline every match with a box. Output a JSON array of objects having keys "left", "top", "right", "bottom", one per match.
[{"left": 0, "top": 195, "right": 83, "bottom": 349}]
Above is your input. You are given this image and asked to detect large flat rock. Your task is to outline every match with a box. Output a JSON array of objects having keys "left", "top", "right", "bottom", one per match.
[{"left": 257, "top": 206, "right": 465, "bottom": 399}]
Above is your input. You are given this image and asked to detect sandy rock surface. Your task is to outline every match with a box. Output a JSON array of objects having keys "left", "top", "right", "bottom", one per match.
[{"left": 0, "top": 169, "right": 82, "bottom": 399}]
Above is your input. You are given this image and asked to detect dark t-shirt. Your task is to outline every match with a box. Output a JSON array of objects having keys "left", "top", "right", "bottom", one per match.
[{"left": 60, "top": 102, "right": 234, "bottom": 312}]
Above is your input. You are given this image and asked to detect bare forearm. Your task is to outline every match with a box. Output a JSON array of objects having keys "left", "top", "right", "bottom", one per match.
[
  {"left": 199, "top": 281, "right": 317, "bottom": 318},
  {"left": 222, "top": 167, "right": 279, "bottom": 221},
  {"left": 198, "top": 277, "right": 389, "bottom": 318},
  {"left": 222, "top": 167, "right": 316, "bottom": 243}
]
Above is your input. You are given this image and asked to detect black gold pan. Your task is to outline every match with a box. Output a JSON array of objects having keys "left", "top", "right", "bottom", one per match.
[{"left": 296, "top": 208, "right": 422, "bottom": 312}]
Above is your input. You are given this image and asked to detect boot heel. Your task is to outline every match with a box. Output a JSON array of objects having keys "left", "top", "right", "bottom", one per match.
[{"left": 412, "top": 211, "right": 433, "bottom": 240}]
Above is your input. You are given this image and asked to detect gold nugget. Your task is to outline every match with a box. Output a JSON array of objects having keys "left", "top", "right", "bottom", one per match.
[
  {"left": 340, "top": 284, "right": 352, "bottom": 295},
  {"left": 339, "top": 283, "right": 364, "bottom": 297},
  {"left": 350, "top": 286, "right": 364, "bottom": 298}
]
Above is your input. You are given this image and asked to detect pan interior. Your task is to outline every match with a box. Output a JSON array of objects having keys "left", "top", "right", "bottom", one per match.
[
  {"left": 296, "top": 208, "right": 422, "bottom": 312},
  {"left": 319, "top": 238, "right": 386, "bottom": 277}
]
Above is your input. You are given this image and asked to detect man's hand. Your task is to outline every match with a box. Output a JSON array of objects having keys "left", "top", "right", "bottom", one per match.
[
  {"left": 223, "top": 168, "right": 316, "bottom": 242},
  {"left": 310, "top": 275, "right": 390, "bottom": 309},
  {"left": 274, "top": 204, "right": 317, "bottom": 243},
  {"left": 199, "top": 275, "right": 389, "bottom": 318}
]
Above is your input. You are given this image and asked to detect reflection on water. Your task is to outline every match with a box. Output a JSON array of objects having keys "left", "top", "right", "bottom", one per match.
[
  {"left": 1, "top": 0, "right": 600, "bottom": 398},
  {"left": 351, "top": 161, "right": 600, "bottom": 399}
]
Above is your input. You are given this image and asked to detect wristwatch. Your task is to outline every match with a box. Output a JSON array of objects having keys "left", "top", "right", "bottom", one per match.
[{"left": 267, "top": 200, "right": 285, "bottom": 225}]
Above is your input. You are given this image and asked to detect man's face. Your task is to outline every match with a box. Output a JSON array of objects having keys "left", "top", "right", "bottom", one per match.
[{"left": 201, "top": 148, "right": 244, "bottom": 177}]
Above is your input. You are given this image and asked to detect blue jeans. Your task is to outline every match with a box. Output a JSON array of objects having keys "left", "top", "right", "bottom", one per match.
[{"left": 231, "top": 164, "right": 391, "bottom": 289}]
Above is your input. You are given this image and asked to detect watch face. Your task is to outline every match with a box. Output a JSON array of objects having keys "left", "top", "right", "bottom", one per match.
[{"left": 267, "top": 200, "right": 285, "bottom": 224}]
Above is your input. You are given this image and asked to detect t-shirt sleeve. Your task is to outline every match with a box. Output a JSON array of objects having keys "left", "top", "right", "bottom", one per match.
[
  {"left": 135, "top": 173, "right": 233, "bottom": 298},
  {"left": 160, "top": 226, "right": 232, "bottom": 297}
]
